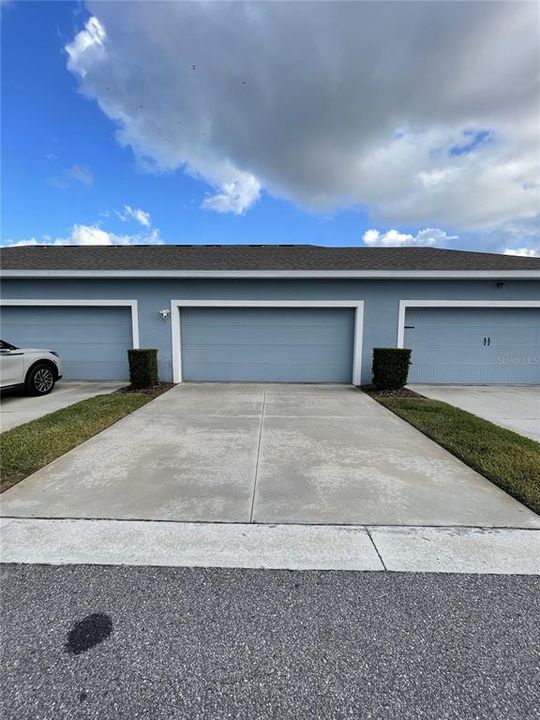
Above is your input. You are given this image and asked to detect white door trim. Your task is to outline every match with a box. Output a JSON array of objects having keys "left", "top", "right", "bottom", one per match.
[
  {"left": 170, "top": 299, "right": 365, "bottom": 384},
  {"left": 397, "top": 300, "right": 540, "bottom": 348},
  {"left": 0, "top": 298, "right": 140, "bottom": 348}
]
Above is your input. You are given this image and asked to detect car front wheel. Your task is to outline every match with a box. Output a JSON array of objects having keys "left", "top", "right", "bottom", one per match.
[{"left": 26, "top": 364, "right": 56, "bottom": 396}]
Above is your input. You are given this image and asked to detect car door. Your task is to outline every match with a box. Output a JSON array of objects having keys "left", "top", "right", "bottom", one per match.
[{"left": 0, "top": 342, "right": 25, "bottom": 387}]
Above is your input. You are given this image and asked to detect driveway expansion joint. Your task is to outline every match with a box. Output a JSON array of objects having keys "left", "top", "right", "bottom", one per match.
[
  {"left": 365, "top": 527, "right": 388, "bottom": 571},
  {"left": 1, "top": 515, "right": 539, "bottom": 531},
  {"left": 249, "top": 383, "right": 267, "bottom": 523}
]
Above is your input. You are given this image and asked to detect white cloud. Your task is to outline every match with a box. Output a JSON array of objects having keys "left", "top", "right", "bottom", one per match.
[
  {"left": 49, "top": 164, "right": 94, "bottom": 189},
  {"left": 48, "top": 176, "right": 70, "bottom": 190},
  {"left": 66, "top": 164, "right": 93, "bottom": 187},
  {"left": 3, "top": 224, "right": 163, "bottom": 247},
  {"left": 65, "top": 15, "right": 106, "bottom": 78},
  {"left": 502, "top": 247, "right": 538, "bottom": 258},
  {"left": 63, "top": 3, "right": 539, "bottom": 235},
  {"left": 69, "top": 224, "right": 130, "bottom": 245},
  {"left": 363, "top": 227, "right": 458, "bottom": 248},
  {"left": 201, "top": 173, "right": 261, "bottom": 215},
  {"left": 6, "top": 238, "right": 40, "bottom": 247},
  {"left": 483, "top": 215, "right": 540, "bottom": 257},
  {"left": 117, "top": 205, "right": 151, "bottom": 227},
  {"left": 3, "top": 204, "right": 159, "bottom": 247}
]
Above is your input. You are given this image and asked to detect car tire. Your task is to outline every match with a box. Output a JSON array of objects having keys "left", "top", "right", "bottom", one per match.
[{"left": 25, "top": 363, "right": 56, "bottom": 396}]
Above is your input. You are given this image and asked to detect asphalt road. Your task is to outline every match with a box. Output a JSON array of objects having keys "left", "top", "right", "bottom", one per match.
[{"left": 1, "top": 564, "right": 539, "bottom": 720}]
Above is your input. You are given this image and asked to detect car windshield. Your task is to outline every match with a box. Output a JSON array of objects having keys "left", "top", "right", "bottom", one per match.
[{"left": 0, "top": 340, "right": 18, "bottom": 350}]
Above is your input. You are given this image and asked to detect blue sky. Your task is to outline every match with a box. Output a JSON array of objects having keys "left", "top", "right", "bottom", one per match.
[
  {"left": 1, "top": 1, "right": 375, "bottom": 247},
  {"left": 1, "top": 1, "right": 538, "bottom": 255}
]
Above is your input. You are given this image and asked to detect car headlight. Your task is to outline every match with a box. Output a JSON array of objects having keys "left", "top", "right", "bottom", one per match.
[{"left": 50, "top": 351, "right": 60, "bottom": 357}]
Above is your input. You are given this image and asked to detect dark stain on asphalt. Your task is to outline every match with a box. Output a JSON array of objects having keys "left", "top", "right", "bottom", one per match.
[{"left": 65, "top": 613, "right": 113, "bottom": 655}]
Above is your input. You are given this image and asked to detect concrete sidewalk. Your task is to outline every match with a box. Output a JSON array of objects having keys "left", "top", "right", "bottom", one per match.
[
  {"left": 1, "top": 383, "right": 538, "bottom": 528},
  {"left": 2, "top": 518, "right": 539, "bottom": 574}
]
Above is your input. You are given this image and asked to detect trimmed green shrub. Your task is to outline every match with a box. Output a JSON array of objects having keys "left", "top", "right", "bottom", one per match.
[
  {"left": 372, "top": 348, "right": 412, "bottom": 390},
  {"left": 128, "top": 348, "right": 158, "bottom": 388}
]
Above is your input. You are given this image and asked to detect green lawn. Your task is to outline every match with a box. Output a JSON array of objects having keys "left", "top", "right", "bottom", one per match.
[
  {"left": 376, "top": 396, "right": 540, "bottom": 515},
  {"left": 0, "top": 393, "right": 150, "bottom": 493}
]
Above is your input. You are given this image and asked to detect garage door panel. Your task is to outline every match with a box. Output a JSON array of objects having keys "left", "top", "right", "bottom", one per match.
[
  {"left": 409, "top": 347, "right": 494, "bottom": 365},
  {"left": 51, "top": 341, "right": 128, "bottom": 366},
  {"left": 183, "top": 308, "right": 343, "bottom": 326},
  {"left": 410, "top": 323, "right": 539, "bottom": 347},
  {"left": 185, "top": 361, "right": 352, "bottom": 383},
  {"left": 181, "top": 307, "right": 354, "bottom": 383},
  {"left": 489, "top": 327, "right": 539, "bottom": 345},
  {"left": 0, "top": 306, "right": 131, "bottom": 380},
  {"left": 405, "top": 307, "right": 540, "bottom": 384},
  {"left": 407, "top": 362, "right": 539, "bottom": 385},
  {"left": 406, "top": 344, "right": 540, "bottom": 364},
  {"left": 184, "top": 323, "right": 351, "bottom": 345},
  {"left": 55, "top": 358, "right": 128, "bottom": 381},
  {"left": 410, "top": 326, "right": 490, "bottom": 345},
  {"left": 183, "top": 342, "right": 349, "bottom": 365},
  {"left": 52, "top": 343, "right": 130, "bottom": 362}
]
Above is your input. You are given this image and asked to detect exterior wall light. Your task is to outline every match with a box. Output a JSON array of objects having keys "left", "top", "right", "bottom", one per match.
[{"left": 159, "top": 308, "right": 170, "bottom": 320}]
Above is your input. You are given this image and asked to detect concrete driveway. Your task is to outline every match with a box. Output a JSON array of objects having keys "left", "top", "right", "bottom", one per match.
[
  {"left": 411, "top": 385, "right": 540, "bottom": 442},
  {"left": 1, "top": 384, "right": 538, "bottom": 528},
  {"left": 0, "top": 381, "right": 126, "bottom": 432}
]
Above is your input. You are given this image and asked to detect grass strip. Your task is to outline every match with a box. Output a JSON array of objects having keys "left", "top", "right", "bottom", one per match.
[
  {"left": 1, "top": 393, "right": 150, "bottom": 493},
  {"left": 376, "top": 396, "right": 540, "bottom": 515}
]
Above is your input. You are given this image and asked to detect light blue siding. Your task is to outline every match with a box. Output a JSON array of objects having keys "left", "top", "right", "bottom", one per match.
[
  {"left": 0, "top": 306, "right": 131, "bottom": 380},
  {"left": 405, "top": 307, "right": 540, "bottom": 384},
  {"left": 181, "top": 307, "right": 354, "bottom": 382},
  {"left": 2, "top": 277, "right": 539, "bottom": 384}
]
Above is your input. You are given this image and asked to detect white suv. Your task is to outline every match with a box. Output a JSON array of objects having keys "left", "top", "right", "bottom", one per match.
[{"left": 0, "top": 340, "right": 63, "bottom": 395}]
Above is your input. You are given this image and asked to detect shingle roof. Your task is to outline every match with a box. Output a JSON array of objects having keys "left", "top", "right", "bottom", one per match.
[{"left": 1, "top": 244, "right": 539, "bottom": 271}]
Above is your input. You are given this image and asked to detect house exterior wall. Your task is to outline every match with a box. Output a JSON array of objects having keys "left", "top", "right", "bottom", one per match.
[{"left": 2, "top": 278, "right": 539, "bottom": 384}]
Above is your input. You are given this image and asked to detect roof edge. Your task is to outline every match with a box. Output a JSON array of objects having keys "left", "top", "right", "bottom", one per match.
[{"left": 2, "top": 269, "right": 539, "bottom": 279}]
